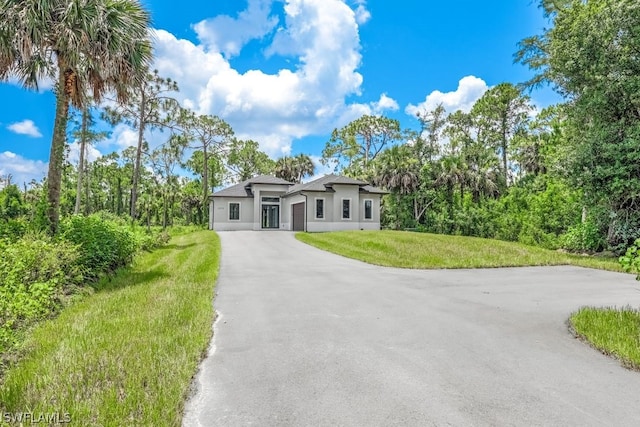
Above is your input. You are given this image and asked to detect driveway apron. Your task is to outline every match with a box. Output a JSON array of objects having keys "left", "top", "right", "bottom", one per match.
[{"left": 183, "top": 231, "right": 640, "bottom": 426}]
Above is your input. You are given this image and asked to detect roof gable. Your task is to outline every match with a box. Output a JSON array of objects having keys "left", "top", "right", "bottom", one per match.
[
  {"left": 285, "top": 174, "right": 385, "bottom": 195},
  {"left": 212, "top": 175, "right": 292, "bottom": 197},
  {"left": 212, "top": 174, "right": 387, "bottom": 198}
]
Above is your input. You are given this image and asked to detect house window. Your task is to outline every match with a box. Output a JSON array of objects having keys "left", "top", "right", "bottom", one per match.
[
  {"left": 315, "top": 198, "right": 324, "bottom": 219},
  {"left": 364, "top": 199, "right": 373, "bottom": 220},
  {"left": 342, "top": 199, "right": 351, "bottom": 220},
  {"left": 229, "top": 202, "right": 240, "bottom": 220},
  {"left": 262, "top": 197, "right": 279, "bottom": 203}
]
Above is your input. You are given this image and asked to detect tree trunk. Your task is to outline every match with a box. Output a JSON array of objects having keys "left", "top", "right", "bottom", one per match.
[
  {"left": 202, "top": 141, "right": 209, "bottom": 222},
  {"left": 47, "top": 62, "right": 72, "bottom": 234},
  {"left": 502, "top": 116, "right": 508, "bottom": 186},
  {"left": 131, "top": 91, "right": 146, "bottom": 220},
  {"left": 74, "top": 107, "right": 89, "bottom": 215},
  {"left": 162, "top": 191, "right": 168, "bottom": 230},
  {"left": 116, "top": 176, "right": 123, "bottom": 215},
  {"left": 85, "top": 163, "right": 91, "bottom": 215}
]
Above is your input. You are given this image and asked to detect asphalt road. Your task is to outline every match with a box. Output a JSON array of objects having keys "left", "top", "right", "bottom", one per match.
[{"left": 183, "top": 231, "right": 640, "bottom": 426}]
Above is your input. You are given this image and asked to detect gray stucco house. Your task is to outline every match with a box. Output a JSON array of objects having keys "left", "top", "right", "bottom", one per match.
[{"left": 208, "top": 174, "right": 387, "bottom": 231}]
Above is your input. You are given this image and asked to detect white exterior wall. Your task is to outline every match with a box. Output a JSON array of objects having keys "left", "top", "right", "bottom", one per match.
[
  {"left": 330, "top": 184, "right": 361, "bottom": 231},
  {"left": 212, "top": 197, "right": 254, "bottom": 231},
  {"left": 211, "top": 182, "right": 383, "bottom": 232},
  {"left": 303, "top": 188, "right": 382, "bottom": 232},
  {"left": 359, "top": 194, "right": 381, "bottom": 230}
]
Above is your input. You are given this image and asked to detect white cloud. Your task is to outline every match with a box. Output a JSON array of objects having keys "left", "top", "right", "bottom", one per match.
[
  {"left": 98, "top": 123, "right": 139, "bottom": 153},
  {"left": 7, "top": 119, "right": 43, "bottom": 138},
  {"left": 352, "top": 1, "right": 371, "bottom": 24},
  {"left": 152, "top": 0, "right": 388, "bottom": 157},
  {"left": 193, "top": 0, "right": 279, "bottom": 58},
  {"left": 0, "top": 151, "right": 47, "bottom": 186},
  {"left": 67, "top": 141, "right": 102, "bottom": 166},
  {"left": 373, "top": 93, "right": 399, "bottom": 113},
  {"left": 405, "top": 75, "right": 489, "bottom": 117}
]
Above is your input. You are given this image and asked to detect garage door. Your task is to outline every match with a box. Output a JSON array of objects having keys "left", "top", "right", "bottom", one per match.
[{"left": 292, "top": 202, "right": 305, "bottom": 231}]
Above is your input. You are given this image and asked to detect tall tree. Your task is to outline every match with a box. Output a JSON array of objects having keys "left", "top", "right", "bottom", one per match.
[
  {"left": 227, "top": 139, "right": 274, "bottom": 182},
  {"left": 471, "top": 83, "right": 532, "bottom": 187},
  {"left": 148, "top": 134, "right": 187, "bottom": 229},
  {"left": 182, "top": 113, "right": 234, "bottom": 203},
  {"left": 517, "top": 0, "right": 640, "bottom": 250},
  {"left": 70, "top": 106, "right": 108, "bottom": 215},
  {"left": 0, "top": 0, "right": 152, "bottom": 233},
  {"left": 322, "top": 115, "right": 402, "bottom": 178},
  {"left": 415, "top": 103, "right": 447, "bottom": 163},
  {"left": 103, "top": 70, "right": 179, "bottom": 220}
]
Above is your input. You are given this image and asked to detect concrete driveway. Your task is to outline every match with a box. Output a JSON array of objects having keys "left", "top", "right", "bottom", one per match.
[{"left": 183, "top": 231, "right": 640, "bottom": 426}]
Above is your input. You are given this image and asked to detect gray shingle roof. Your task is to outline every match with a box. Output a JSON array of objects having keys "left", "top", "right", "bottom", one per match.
[
  {"left": 212, "top": 175, "right": 292, "bottom": 197},
  {"left": 360, "top": 185, "right": 389, "bottom": 195},
  {"left": 285, "top": 174, "right": 384, "bottom": 195},
  {"left": 246, "top": 175, "right": 293, "bottom": 185},
  {"left": 212, "top": 174, "right": 386, "bottom": 198}
]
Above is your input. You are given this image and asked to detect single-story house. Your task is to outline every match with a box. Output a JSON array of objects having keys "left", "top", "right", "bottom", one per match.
[{"left": 208, "top": 174, "right": 387, "bottom": 232}]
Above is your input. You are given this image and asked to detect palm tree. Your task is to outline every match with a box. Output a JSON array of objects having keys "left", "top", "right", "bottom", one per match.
[
  {"left": 373, "top": 145, "right": 420, "bottom": 229},
  {"left": 374, "top": 145, "right": 419, "bottom": 195},
  {"left": 292, "top": 154, "right": 315, "bottom": 183},
  {"left": 275, "top": 157, "right": 295, "bottom": 182},
  {"left": 0, "top": 0, "right": 152, "bottom": 233},
  {"left": 275, "top": 154, "right": 315, "bottom": 183}
]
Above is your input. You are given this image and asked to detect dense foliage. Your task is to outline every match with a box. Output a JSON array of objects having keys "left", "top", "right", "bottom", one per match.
[{"left": 0, "top": 204, "right": 169, "bottom": 356}]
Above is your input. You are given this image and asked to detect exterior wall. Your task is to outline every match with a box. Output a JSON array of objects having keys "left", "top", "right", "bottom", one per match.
[
  {"left": 211, "top": 197, "right": 254, "bottom": 231},
  {"left": 359, "top": 194, "right": 381, "bottom": 230},
  {"left": 306, "top": 192, "right": 334, "bottom": 226},
  {"left": 210, "top": 181, "right": 384, "bottom": 232},
  {"left": 250, "top": 184, "right": 290, "bottom": 230},
  {"left": 330, "top": 184, "right": 361, "bottom": 231}
]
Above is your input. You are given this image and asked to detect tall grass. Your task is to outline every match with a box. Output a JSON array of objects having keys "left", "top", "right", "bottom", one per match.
[{"left": 0, "top": 231, "right": 220, "bottom": 426}]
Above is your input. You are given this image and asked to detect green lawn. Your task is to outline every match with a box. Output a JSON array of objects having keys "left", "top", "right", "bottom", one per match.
[
  {"left": 570, "top": 307, "right": 640, "bottom": 370},
  {"left": 0, "top": 230, "right": 220, "bottom": 426},
  {"left": 295, "top": 230, "right": 623, "bottom": 271}
]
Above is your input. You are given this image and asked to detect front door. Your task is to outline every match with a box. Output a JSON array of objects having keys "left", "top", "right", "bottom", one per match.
[{"left": 262, "top": 205, "right": 279, "bottom": 229}]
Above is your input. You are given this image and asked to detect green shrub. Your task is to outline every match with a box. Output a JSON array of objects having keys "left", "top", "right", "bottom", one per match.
[
  {"left": 133, "top": 229, "right": 171, "bottom": 251},
  {"left": 620, "top": 238, "right": 640, "bottom": 280},
  {"left": 0, "top": 236, "right": 82, "bottom": 352},
  {"left": 0, "top": 218, "right": 27, "bottom": 242},
  {"left": 561, "top": 219, "right": 606, "bottom": 252},
  {"left": 60, "top": 215, "right": 139, "bottom": 279}
]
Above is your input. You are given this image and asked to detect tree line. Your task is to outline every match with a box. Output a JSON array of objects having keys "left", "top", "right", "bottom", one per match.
[{"left": 2, "top": 0, "right": 639, "bottom": 256}]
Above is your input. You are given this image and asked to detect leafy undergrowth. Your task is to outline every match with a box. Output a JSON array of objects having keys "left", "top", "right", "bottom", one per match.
[
  {"left": 0, "top": 215, "right": 170, "bottom": 359},
  {"left": 570, "top": 307, "right": 640, "bottom": 370},
  {"left": 0, "top": 230, "right": 220, "bottom": 426},
  {"left": 295, "top": 230, "right": 624, "bottom": 271}
]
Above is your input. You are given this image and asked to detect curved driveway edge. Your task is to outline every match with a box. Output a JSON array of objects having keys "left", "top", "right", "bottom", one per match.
[{"left": 183, "top": 231, "right": 640, "bottom": 426}]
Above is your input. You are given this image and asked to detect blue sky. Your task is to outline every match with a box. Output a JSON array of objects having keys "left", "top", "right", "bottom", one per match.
[{"left": 0, "top": 0, "right": 559, "bottom": 186}]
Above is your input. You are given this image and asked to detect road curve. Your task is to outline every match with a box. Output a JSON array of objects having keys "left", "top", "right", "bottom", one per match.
[{"left": 183, "top": 231, "right": 640, "bottom": 426}]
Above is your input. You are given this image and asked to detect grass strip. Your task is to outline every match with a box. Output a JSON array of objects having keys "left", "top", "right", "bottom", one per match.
[
  {"left": 570, "top": 307, "right": 640, "bottom": 370},
  {"left": 295, "top": 230, "right": 623, "bottom": 271},
  {"left": 0, "top": 230, "right": 220, "bottom": 426}
]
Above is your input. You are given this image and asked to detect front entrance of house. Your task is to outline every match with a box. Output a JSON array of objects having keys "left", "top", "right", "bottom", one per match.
[{"left": 261, "top": 205, "right": 279, "bottom": 229}]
